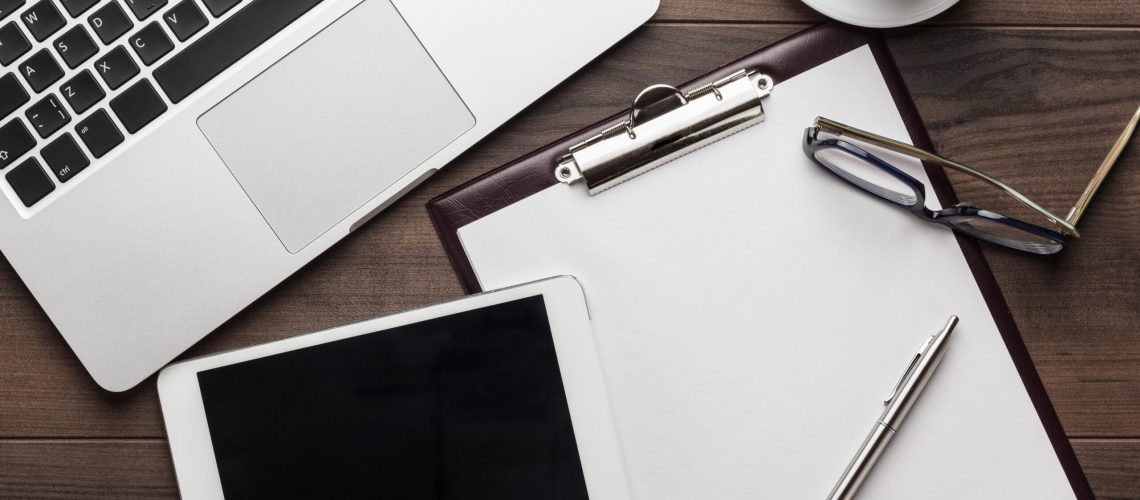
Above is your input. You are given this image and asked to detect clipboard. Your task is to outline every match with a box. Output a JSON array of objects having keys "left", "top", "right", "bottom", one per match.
[{"left": 427, "top": 23, "right": 1093, "bottom": 499}]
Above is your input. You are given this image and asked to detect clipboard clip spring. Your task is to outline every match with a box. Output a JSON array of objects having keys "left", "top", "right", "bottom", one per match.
[{"left": 555, "top": 70, "right": 774, "bottom": 194}]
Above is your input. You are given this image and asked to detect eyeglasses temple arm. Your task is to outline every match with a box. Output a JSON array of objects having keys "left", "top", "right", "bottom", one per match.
[
  {"left": 1065, "top": 104, "right": 1140, "bottom": 227},
  {"left": 813, "top": 117, "right": 1079, "bottom": 237}
]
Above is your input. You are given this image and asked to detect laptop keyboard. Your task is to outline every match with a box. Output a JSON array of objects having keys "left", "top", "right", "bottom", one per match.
[{"left": 1, "top": 0, "right": 324, "bottom": 208}]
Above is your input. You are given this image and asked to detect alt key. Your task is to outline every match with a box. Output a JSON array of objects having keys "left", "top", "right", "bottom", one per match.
[{"left": 76, "top": 109, "right": 124, "bottom": 159}]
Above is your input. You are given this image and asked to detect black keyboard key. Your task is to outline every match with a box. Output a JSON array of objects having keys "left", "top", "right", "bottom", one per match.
[
  {"left": 54, "top": 25, "right": 99, "bottom": 68},
  {"left": 60, "top": 0, "right": 99, "bottom": 17},
  {"left": 163, "top": 0, "right": 206, "bottom": 41},
  {"left": 128, "top": 22, "right": 172, "bottom": 65},
  {"left": 0, "top": 73, "right": 29, "bottom": 118},
  {"left": 93, "top": 45, "right": 137, "bottom": 89},
  {"left": 41, "top": 132, "right": 88, "bottom": 181},
  {"left": 154, "top": 0, "right": 321, "bottom": 103},
  {"left": 19, "top": 48, "right": 64, "bottom": 92},
  {"left": 60, "top": 69, "right": 104, "bottom": 113},
  {"left": 25, "top": 93, "right": 68, "bottom": 139},
  {"left": 6, "top": 157, "right": 53, "bottom": 206},
  {"left": 25, "top": 93, "right": 68, "bottom": 137},
  {"left": 88, "top": 2, "right": 132, "bottom": 44},
  {"left": 201, "top": 0, "right": 238, "bottom": 17},
  {"left": 0, "top": 0, "right": 26, "bottom": 22},
  {"left": 20, "top": 0, "right": 65, "bottom": 41},
  {"left": 0, "top": 118, "right": 35, "bottom": 169},
  {"left": 124, "top": 0, "right": 167, "bottom": 20},
  {"left": 76, "top": 109, "right": 122, "bottom": 158},
  {"left": 0, "top": 21, "right": 31, "bottom": 64},
  {"left": 111, "top": 79, "right": 165, "bottom": 133}
]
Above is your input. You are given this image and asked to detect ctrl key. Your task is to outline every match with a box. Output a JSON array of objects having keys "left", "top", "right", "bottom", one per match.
[
  {"left": 42, "top": 133, "right": 90, "bottom": 182},
  {"left": 6, "top": 158, "right": 55, "bottom": 207}
]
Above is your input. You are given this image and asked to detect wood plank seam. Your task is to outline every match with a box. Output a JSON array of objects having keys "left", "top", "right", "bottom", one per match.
[{"left": 645, "top": 21, "right": 1140, "bottom": 30}]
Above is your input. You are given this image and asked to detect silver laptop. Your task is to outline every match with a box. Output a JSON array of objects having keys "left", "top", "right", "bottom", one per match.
[{"left": 0, "top": 0, "right": 658, "bottom": 391}]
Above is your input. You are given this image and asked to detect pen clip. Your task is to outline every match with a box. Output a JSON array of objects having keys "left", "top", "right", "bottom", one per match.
[{"left": 883, "top": 335, "right": 935, "bottom": 405}]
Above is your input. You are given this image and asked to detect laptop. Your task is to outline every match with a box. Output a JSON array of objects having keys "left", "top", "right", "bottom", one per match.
[{"left": 0, "top": 0, "right": 659, "bottom": 391}]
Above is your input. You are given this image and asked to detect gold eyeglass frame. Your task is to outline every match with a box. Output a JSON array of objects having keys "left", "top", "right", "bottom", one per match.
[{"left": 813, "top": 105, "right": 1140, "bottom": 239}]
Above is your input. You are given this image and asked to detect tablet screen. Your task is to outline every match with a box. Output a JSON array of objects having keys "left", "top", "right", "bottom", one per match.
[{"left": 196, "top": 295, "right": 588, "bottom": 499}]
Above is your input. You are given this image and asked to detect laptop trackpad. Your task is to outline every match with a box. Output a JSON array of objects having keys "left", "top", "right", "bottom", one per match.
[{"left": 198, "top": 0, "right": 474, "bottom": 253}]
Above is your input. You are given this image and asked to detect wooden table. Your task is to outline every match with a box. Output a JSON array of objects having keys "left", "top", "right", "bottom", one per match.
[{"left": 3, "top": 1, "right": 1139, "bottom": 497}]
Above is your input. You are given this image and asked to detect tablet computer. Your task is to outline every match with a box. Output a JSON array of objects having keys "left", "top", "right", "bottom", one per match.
[{"left": 159, "top": 277, "right": 628, "bottom": 499}]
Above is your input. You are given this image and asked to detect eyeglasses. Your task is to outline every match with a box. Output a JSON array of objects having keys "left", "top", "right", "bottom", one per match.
[{"left": 802, "top": 107, "right": 1138, "bottom": 255}]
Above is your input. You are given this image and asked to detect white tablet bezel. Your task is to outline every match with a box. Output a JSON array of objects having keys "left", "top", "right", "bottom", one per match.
[{"left": 158, "top": 276, "right": 628, "bottom": 500}]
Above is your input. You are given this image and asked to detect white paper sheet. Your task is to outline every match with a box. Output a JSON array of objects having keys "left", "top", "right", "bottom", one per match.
[{"left": 457, "top": 46, "right": 1075, "bottom": 499}]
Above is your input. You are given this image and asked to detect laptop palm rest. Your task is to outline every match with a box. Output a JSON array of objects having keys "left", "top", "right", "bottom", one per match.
[{"left": 198, "top": 0, "right": 474, "bottom": 253}]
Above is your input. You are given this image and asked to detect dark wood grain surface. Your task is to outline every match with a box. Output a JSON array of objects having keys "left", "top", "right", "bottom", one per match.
[{"left": 2, "top": 1, "right": 1138, "bottom": 497}]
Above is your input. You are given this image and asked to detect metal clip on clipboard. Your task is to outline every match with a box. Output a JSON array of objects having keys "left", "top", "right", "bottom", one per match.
[{"left": 554, "top": 69, "right": 774, "bottom": 194}]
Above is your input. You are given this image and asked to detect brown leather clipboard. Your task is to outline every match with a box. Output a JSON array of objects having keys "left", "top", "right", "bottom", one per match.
[{"left": 426, "top": 23, "right": 1093, "bottom": 498}]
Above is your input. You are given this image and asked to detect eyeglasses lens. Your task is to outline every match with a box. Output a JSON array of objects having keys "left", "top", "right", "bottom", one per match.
[
  {"left": 948, "top": 217, "right": 1063, "bottom": 254},
  {"left": 814, "top": 148, "right": 918, "bottom": 206}
]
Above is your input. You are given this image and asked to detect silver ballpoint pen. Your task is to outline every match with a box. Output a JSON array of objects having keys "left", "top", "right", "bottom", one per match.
[{"left": 826, "top": 315, "right": 959, "bottom": 500}]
